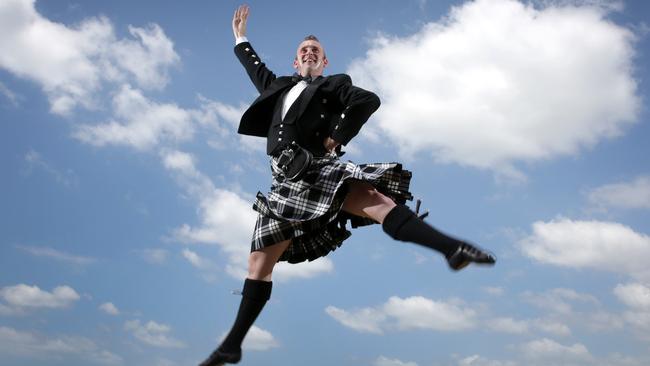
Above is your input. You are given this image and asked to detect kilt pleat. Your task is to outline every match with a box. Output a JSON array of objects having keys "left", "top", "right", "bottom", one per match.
[{"left": 251, "top": 153, "right": 413, "bottom": 264}]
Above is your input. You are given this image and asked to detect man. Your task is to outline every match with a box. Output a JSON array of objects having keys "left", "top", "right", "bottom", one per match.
[{"left": 198, "top": 5, "right": 495, "bottom": 365}]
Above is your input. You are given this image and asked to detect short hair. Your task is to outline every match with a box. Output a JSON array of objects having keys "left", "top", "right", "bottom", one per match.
[{"left": 297, "top": 35, "right": 326, "bottom": 59}]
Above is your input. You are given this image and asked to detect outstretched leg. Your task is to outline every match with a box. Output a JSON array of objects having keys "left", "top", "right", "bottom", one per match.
[
  {"left": 199, "top": 239, "right": 291, "bottom": 366},
  {"left": 341, "top": 180, "right": 495, "bottom": 270}
]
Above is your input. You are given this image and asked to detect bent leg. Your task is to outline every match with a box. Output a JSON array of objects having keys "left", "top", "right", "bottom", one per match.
[
  {"left": 341, "top": 180, "right": 396, "bottom": 223},
  {"left": 248, "top": 238, "right": 292, "bottom": 281}
]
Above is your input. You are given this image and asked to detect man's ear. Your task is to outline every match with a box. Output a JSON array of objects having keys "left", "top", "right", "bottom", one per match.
[
  {"left": 323, "top": 57, "right": 329, "bottom": 68},
  {"left": 293, "top": 58, "right": 299, "bottom": 70}
]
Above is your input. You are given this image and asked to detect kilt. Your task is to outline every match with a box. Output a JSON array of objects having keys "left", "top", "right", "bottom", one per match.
[{"left": 251, "top": 152, "right": 413, "bottom": 264}]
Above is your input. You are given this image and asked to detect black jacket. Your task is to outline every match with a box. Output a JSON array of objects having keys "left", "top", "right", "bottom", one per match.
[{"left": 234, "top": 41, "right": 380, "bottom": 155}]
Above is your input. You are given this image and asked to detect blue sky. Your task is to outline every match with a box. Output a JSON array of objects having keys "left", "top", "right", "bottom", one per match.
[{"left": 1, "top": 0, "right": 650, "bottom": 365}]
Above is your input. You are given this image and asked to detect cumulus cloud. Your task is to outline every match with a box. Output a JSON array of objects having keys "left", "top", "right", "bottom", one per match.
[
  {"left": 521, "top": 338, "right": 591, "bottom": 362},
  {"left": 99, "top": 302, "right": 120, "bottom": 316},
  {"left": 0, "top": 284, "right": 80, "bottom": 311},
  {"left": 521, "top": 287, "right": 599, "bottom": 315},
  {"left": 241, "top": 326, "right": 280, "bottom": 351},
  {"left": 0, "top": 326, "right": 122, "bottom": 364},
  {"left": 519, "top": 218, "right": 650, "bottom": 280},
  {"left": 326, "top": 296, "right": 476, "bottom": 334},
  {"left": 74, "top": 85, "right": 195, "bottom": 150},
  {"left": 614, "top": 283, "right": 650, "bottom": 309},
  {"left": 17, "top": 244, "right": 94, "bottom": 265},
  {"left": 348, "top": 0, "right": 639, "bottom": 179},
  {"left": 486, "top": 317, "right": 529, "bottom": 334},
  {"left": 0, "top": 0, "right": 179, "bottom": 115},
  {"left": 124, "top": 320, "right": 185, "bottom": 348},
  {"left": 587, "top": 176, "right": 650, "bottom": 210},
  {"left": 485, "top": 316, "right": 570, "bottom": 336},
  {"left": 375, "top": 355, "right": 418, "bottom": 366},
  {"left": 457, "top": 354, "right": 516, "bottom": 366}
]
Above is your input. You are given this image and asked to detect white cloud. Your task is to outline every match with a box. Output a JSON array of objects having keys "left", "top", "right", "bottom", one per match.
[
  {"left": 614, "top": 282, "right": 650, "bottom": 309},
  {"left": 587, "top": 176, "right": 650, "bottom": 210},
  {"left": 182, "top": 248, "right": 215, "bottom": 270},
  {"left": 74, "top": 85, "right": 195, "bottom": 151},
  {"left": 0, "top": 326, "right": 122, "bottom": 364},
  {"left": 457, "top": 354, "right": 516, "bottom": 366},
  {"left": 124, "top": 320, "right": 185, "bottom": 348},
  {"left": 139, "top": 248, "right": 169, "bottom": 264},
  {"left": 0, "top": 284, "right": 80, "bottom": 310},
  {"left": 273, "top": 258, "right": 334, "bottom": 282},
  {"left": 348, "top": 0, "right": 639, "bottom": 179},
  {"left": 374, "top": 355, "right": 418, "bottom": 366},
  {"left": 17, "top": 244, "right": 94, "bottom": 265},
  {"left": 519, "top": 218, "right": 650, "bottom": 280},
  {"left": 0, "top": 0, "right": 178, "bottom": 115},
  {"left": 521, "top": 338, "right": 591, "bottom": 361},
  {"left": 242, "top": 326, "right": 280, "bottom": 351},
  {"left": 23, "top": 149, "right": 78, "bottom": 187},
  {"left": 325, "top": 305, "right": 387, "bottom": 334},
  {"left": 521, "top": 287, "right": 599, "bottom": 315},
  {"left": 486, "top": 317, "right": 529, "bottom": 334},
  {"left": 0, "top": 80, "right": 19, "bottom": 106},
  {"left": 482, "top": 286, "right": 505, "bottom": 296},
  {"left": 326, "top": 296, "right": 477, "bottom": 334},
  {"left": 99, "top": 302, "right": 120, "bottom": 316}
]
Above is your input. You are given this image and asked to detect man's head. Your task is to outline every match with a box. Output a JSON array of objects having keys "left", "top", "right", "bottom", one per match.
[{"left": 293, "top": 35, "right": 328, "bottom": 77}]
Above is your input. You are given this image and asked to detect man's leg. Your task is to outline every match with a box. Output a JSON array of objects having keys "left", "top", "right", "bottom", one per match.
[
  {"left": 341, "top": 180, "right": 495, "bottom": 270},
  {"left": 200, "top": 239, "right": 291, "bottom": 366}
]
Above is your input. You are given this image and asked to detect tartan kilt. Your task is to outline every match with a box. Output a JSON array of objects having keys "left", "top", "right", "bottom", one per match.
[{"left": 251, "top": 153, "right": 413, "bottom": 264}]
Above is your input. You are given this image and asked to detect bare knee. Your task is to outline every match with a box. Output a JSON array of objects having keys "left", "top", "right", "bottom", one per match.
[
  {"left": 343, "top": 181, "right": 396, "bottom": 223},
  {"left": 247, "top": 239, "right": 291, "bottom": 281}
]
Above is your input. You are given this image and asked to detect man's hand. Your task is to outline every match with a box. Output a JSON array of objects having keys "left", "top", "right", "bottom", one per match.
[
  {"left": 323, "top": 137, "right": 340, "bottom": 153},
  {"left": 232, "top": 5, "right": 249, "bottom": 39}
]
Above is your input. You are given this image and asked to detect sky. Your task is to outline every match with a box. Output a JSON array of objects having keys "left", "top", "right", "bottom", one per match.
[{"left": 1, "top": 0, "right": 650, "bottom": 365}]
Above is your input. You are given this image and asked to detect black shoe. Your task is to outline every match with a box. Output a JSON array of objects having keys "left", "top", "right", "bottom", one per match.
[
  {"left": 198, "top": 347, "right": 241, "bottom": 366},
  {"left": 446, "top": 242, "right": 496, "bottom": 271}
]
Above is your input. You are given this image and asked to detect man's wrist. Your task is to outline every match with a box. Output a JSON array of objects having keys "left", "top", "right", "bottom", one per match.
[{"left": 235, "top": 35, "right": 248, "bottom": 45}]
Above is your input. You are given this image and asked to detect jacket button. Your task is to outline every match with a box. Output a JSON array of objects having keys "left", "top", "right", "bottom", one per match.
[
  {"left": 280, "top": 124, "right": 283, "bottom": 127},
  {"left": 320, "top": 114, "right": 325, "bottom": 119},
  {"left": 322, "top": 98, "right": 327, "bottom": 104},
  {"left": 279, "top": 131, "right": 283, "bottom": 134},
  {"left": 341, "top": 113, "right": 345, "bottom": 118},
  {"left": 334, "top": 125, "right": 339, "bottom": 130},
  {"left": 245, "top": 47, "right": 250, "bottom": 52},
  {"left": 254, "top": 61, "right": 259, "bottom": 65},
  {"left": 252, "top": 54, "right": 257, "bottom": 58},
  {"left": 278, "top": 137, "right": 282, "bottom": 141},
  {"left": 316, "top": 132, "right": 320, "bottom": 136}
]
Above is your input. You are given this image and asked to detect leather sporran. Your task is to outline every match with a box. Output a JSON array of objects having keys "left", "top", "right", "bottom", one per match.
[{"left": 276, "top": 142, "right": 313, "bottom": 181}]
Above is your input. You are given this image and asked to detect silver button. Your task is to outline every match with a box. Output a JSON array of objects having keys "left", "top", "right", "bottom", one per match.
[
  {"left": 341, "top": 113, "right": 345, "bottom": 118},
  {"left": 322, "top": 98, "right": 327, "bottom": 103},
  {"left": 278, "top": 137, "right": 282, "bottom": 141},
  {"left": 280, "top": 124, "right": 283, "bottom": 127},
  {"left": 252, "top": 54, "right": 257, "bottom": 58},
  {"left": 245, "top": 47, "right": 250, "bottom": 52},
  {"left": 320, "top": 114, "right": 325, "bottom": 119},
  {"left": 254, "top": 61, "right": 259, "bottom": 65},
  {"left": 334, "top": 125, "right": 339, "bottom": 130},
  {"left": 279, "top": 131, "right": 283, "bottom": 134},
  {"left": 292, "top": 140, "right": 295, "bottom": 144}
]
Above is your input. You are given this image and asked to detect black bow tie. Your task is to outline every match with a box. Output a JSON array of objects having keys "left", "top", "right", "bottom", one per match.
[{"left": 291, "top": 74, "right": 320, "bottom": 84}]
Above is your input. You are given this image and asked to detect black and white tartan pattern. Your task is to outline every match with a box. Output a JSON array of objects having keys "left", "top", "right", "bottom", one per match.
[{"left": 251, "top": 152, "right": 413, "bottom": 263}]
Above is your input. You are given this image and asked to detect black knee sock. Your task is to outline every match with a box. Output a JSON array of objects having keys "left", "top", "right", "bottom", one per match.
[
  {"left": 219, "top": 279, "right": 272, "bottom": 353},
  {"left": 382, "top": 204, "right": 462, "bottom": 257}
]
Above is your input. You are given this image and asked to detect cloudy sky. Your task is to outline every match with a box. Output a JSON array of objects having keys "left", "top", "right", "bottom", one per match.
[{"left": 1, "top": 0, "right": 649, "bottom": 365}]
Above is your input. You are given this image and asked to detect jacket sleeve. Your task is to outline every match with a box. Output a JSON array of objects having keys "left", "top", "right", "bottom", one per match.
[
  {"left": 329, "top": 74, "right": 381, "bottom": 146},
  {"left": 234, "top": 41, "right": 276, "bottom": 94}
]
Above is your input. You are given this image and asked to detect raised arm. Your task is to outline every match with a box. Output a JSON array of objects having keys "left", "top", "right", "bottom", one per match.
[{"left": 232, "top": 5, "right": 276, "bottom": 94}]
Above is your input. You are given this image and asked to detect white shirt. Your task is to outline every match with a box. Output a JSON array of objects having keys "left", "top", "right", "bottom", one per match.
[{"left": 236, "top": 36, "right": 306, "bottom": 121}]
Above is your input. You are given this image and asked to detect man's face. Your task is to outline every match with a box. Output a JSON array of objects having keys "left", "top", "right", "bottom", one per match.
[{"left": 293, "top": 40, "right": 328, "bottom": 76}]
